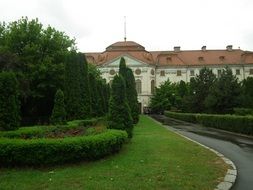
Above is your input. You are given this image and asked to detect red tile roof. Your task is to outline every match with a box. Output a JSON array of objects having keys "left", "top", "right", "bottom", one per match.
[{"left": 85, "top": 41, "right": 253, "bottom": 67}]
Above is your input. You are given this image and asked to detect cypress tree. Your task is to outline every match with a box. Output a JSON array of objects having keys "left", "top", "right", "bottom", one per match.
[
  {"left": 108, "top": 75, "right": 133, "bottom": 138},
  {"left": 119, "top": 57, "right": 139, "bottom": 124},
  {"left": 64, "top": 51, "right": 82, "bottom": 120},
  {"left": 0, "top": 72, "right": 20, "bottom": 130},
  {"left": 88, "top": 73, "right": 99, "bottom": 117},
  {"left": 126, "top": 68, "right": 139, "bottom": 123},
  {"left": 78, "top": 53, "right": 91, "bottom": 118},
  {"left": 51, "top": 89, "right": 66, "bottom": 124}
]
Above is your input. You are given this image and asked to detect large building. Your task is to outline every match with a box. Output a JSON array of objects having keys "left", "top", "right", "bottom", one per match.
[{"left": 86, "top": 41, "right": 253, "bottom": 112}]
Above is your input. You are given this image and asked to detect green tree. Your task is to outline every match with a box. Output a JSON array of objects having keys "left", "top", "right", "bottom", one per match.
[
  {"left": 150, "top": 79, "right": 177, "bottom": 113},
  {"left": 186, "top": 67, "right": 216, "bottom": 113},
  {"left": 125, "top": 68, "right": 139, "bottom": 123},
  {"left": 0, "top": 17, "right": 75, "bottom": 124},
  {"left": 64, "top": 51, "right": 82, "bottom": 120},
  {"left": 108, "top": 75, "right": 133, "bottom": 138},
  {"left": 0, "top": 72, "right": 20, "bottom": 130},
  {"left": 51, "top": 89, "right": 66, "bottom": 124},
  {"left": 78, "top": 53, "right": 91, "bottom": 118},
  {"left": 118, "top": 57, "right": 139, "bottom": 123},
  {"left": 205, "top": 67, "right": 241, "bottom": 113},
  {"left": 88, "top": 72, "right": 100, "bottom": 117},
  {"left": 240, "top": 77, "right": 253, "bottom": 109}
]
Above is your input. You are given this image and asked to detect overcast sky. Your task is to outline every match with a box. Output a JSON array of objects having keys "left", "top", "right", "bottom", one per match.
[{"left": 1, "top": 0, "right": 253, "bottom": 52}]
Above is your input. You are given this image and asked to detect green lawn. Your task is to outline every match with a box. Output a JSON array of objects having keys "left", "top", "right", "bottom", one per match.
[{"left": 0, "top": 115, "right": 227, "bottom": 190}]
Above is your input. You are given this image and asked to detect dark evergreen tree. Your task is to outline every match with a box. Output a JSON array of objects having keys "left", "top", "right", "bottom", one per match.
[
  {"left": 78, "top": 53, "right": 91, "bottom": 118},
  {"left": 205, "top": 67, "right": 241, "bottom": 113},
  {"left": 0, "top": 72, "right": 20, "bottom": 130},
  {"left": 119, "top": 57, "right": 127, "bottom": 78},
  {"left": 119, "top": 57, "right": 139, "bottom": 123},
  {"left": 64, "top": 51, "right": 82, "bottom": 120},
  {"left": 186, "top": 67, "right": 216, "bottom": 113},
  {"left": 88, "top": 73, "right": 100, "bottom": 117},
  {"left": 108, "top": 75, "right": 133, "bottom": 138},
  {"left": 126, "top": 68, "right": 139, "bottom": 123},
  {"left": 240, "top": 77, "right": 253, "bottom": 108},
  {"left": 51, "top": 89, "right": 66, "bottom": 124}
]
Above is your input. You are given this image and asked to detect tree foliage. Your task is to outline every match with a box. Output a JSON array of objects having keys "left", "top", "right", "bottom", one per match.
[
  {"left": 118, "top": 57, "right": 139, "bottom": 123},
  {"left": 0, "top": 17, "right": 75, "bottom": 124},
  {"left": 0, "top": 72, "right": 20, "bottom": 130},
  {"left": 51, "top": 89, "right": 66, "bottom": 124},
  {"left": 108, "top": 75, "right": 133, "bottom": 138},
  {"left": 205, "top": 67, "right": 241, "bottom": 113}
]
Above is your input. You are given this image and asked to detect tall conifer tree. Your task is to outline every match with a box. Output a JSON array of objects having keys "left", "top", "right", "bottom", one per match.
[
  {"left": 51, "top": 89, "right": 66, "bottom": 124},
  {"left": 108, "top": 75, "right": 133, "bottom": 138},
  {"left": 0, "top": 72, "right": 20, "bottom": 130}
]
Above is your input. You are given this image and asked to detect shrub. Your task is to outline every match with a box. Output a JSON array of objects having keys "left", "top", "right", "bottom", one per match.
[
  {"left": 108, "top": 75, "right": 133, "bottom": 138},
  {"left": 0, "top": 72, "right": 20, "bottom": 130},
  {"left": 165, "top": 111, "right": 253, "bottom": 135},
  {"left": 233, "top": 108, "right": 253, "bottom": 116},
  {"left": 164, "top": 111, "right": 197, "bottom": 123},
  {"left": 0, "top": 129, "right": 127, "bottom": 166},
  {"left": 51, "top": 89, "right": 66, "bottom": 125}
]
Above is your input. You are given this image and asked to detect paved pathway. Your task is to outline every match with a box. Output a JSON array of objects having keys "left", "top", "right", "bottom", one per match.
[{"left": 151, "top": 114, "right": 253, "bottom": 190}]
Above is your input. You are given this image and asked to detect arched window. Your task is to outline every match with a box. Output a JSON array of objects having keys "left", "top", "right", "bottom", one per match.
[
  {"left": 151, "top": 80, "right": 155, "bottom": 94},
  {"left": 136, "top": 79, "right": 142, "bottom": 94}
]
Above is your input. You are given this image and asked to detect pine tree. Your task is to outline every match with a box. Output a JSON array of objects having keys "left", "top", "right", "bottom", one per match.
[
  {"left": 78, "top": 53, "right": 91, "bottom": 118},
  {"left": 205, "top": 67, "right": 241, "bottom": 113},
  {"left": 108, "top": 75, "right": 133, "bottom": 138},
  {"left": 126, "top": 68, "right": 139, "bottom": 123},
  {"left": 64, "top": 51, "right": 82, "bottom": 120},
  {"left": 88, "top": 73, "right": 99, "bottom": 117},
  {"left": 51, "top": 89, "right": 66, "bottom": 124},
  {"left": 0, "top": 72, "right": 20, "bottom": 130},
  {"left": 119, "top": 57, "right": 139, "bottom": 123}
]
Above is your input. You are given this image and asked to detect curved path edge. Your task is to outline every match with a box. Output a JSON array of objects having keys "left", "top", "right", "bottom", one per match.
[{"left": 149, "top": 116, "right": 237, "bottom": 190}]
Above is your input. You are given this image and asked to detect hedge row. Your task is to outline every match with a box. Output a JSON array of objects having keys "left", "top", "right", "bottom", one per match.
[
  {"left": 0, "top": 129, "right": 127, "bottom": 166},
  {"left": 0, "top": 118, "right": 100, "bottom": 139},
  {"left": 165, "top": 111, "right": 253, "bottom": 135}
]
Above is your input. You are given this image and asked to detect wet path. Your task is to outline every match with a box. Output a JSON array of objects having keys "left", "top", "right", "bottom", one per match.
[{"left": 150, "top": 114, "right": 253, "bottom": 190}]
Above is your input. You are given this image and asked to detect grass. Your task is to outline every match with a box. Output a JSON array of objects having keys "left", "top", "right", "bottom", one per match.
[{"left": 0, "top": 115, "right": 227, "bottom": 190}]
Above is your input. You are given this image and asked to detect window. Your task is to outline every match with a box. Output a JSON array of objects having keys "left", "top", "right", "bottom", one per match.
[
  {"left": 136, "top": 79, "right": 142, "bottom": 94},
  {"left": 190, "top": 70, "right": 195, "bottom": 76},
  {"left": 250, "top": 69, "right": 253, "bottom": 75},
  {"left": 135, "top": 69, "right": 141, "bottom": 75},
  {"left": 109, "top": 69, "right": 115, "bottom": 75},
  {"left": 160, "top": 70, "right": 165, "bottom": 76},
  {"left": 177, "top": 70, "right": 182, "bottom": 76},
  {"left": 151, "top": 80, "right": 155, "bottom": 94},
  {"left": 236, "top": 69, "right": 240, "bottom": 75},
  {"left": 151, "top": 69, "right": 155, "bottom": 75}
]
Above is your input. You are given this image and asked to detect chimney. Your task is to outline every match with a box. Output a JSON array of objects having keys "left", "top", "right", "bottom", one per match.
[
  {"left": 174, "top": 46, "right": 181, "bottom": 52},
  {"left": 226, "top": 45, "right": 233, "bottom": 51},
  {"left": 201, "top": 46, "right": 206, "bottom": 51}
]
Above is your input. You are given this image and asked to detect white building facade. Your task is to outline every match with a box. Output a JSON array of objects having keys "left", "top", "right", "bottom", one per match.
[{"left": 86, "top": 41, "right": 253, "bottom": 112}]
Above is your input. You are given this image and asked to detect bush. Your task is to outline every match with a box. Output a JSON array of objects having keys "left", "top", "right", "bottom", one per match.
[
  {"left": 165, "top": 111, "right": 253, "bottom": 135},
  {"left": 164, "top": 111, "right": 197, "bottom": 123},
  {"left": 51, "top": 89, "right": 66, "bottom": 124},
  {"left": 233, "top": 108, "right": 253, "bottom": 116},
  {"left": 0, "top": 129, "right": 127, "bottom": 166},
  {"left": 0, "top": 72, "right": 20, "bottom": 130}
]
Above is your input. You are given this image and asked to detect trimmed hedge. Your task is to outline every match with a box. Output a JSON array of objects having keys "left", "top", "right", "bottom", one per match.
[
  {"left": 165, "top": 111, "right": 253, "bottom": 135},
  {"left": 164, "top": 111, "right": 197, "bottom": 123},
  {"left": 0, "top": 129, "right": 127, "bottom": 166}
]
